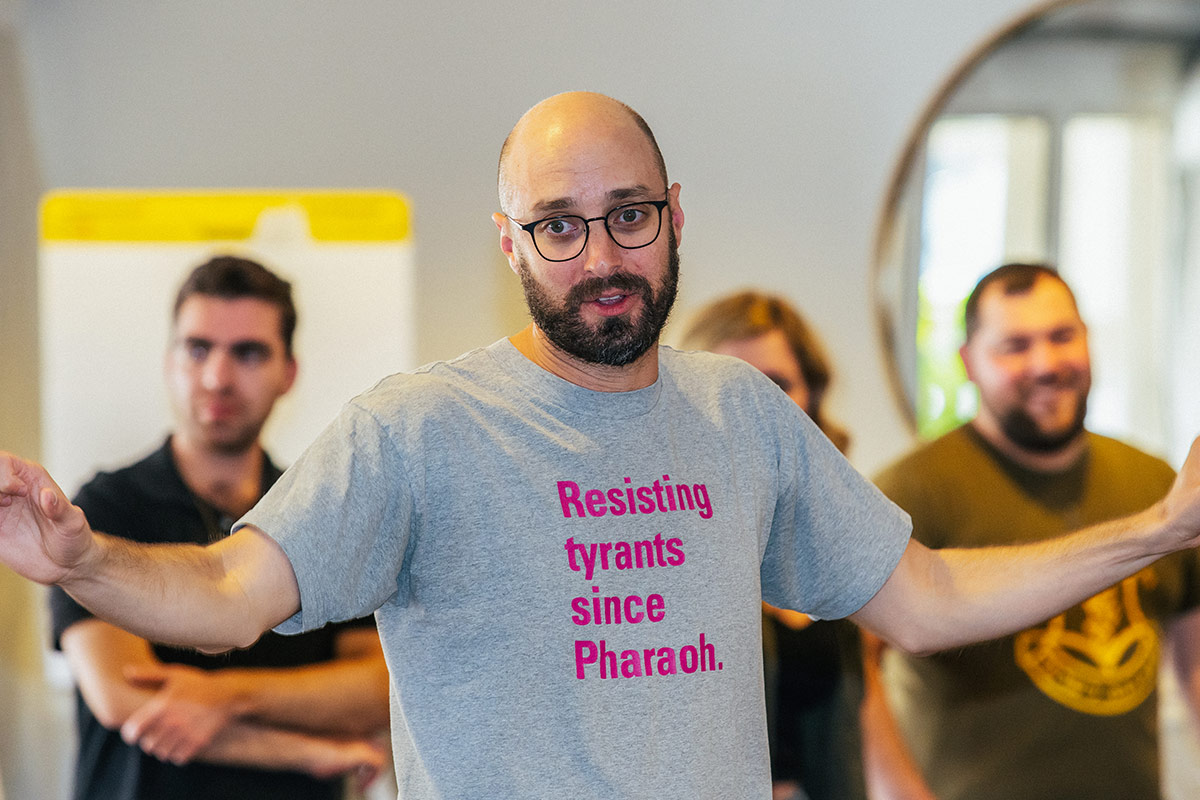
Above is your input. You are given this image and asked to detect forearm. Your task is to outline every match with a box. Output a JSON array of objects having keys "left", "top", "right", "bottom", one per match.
[
  {"left": 857, "top": 504, "right": 1170, "bottom": 655},
  {"left": 190, "top": 718, "right": 381, "bottom": 780},
  {"left": 62, "top": 620, "right": 162, "bottom": 730},
  {"left": 206, "top": 652, "right": 390, "bottom": 735},
  {"left": 859, "top": 634, "right": 937, "bottom": 800},
  {"left": 1168, "top": 610, "right": 1200, "bottom": 729},
  {"left": 62, "top": 528, "right": 297, "bottom": 652}
]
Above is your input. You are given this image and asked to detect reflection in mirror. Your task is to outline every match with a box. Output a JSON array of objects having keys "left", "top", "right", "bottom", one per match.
[{"left": 875, "top": 0, "right": 1200, "bottom": 464}]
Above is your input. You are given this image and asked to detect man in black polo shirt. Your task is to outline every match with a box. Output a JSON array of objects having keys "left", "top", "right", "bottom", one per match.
[{"left": 49, "top": 256, "right": 389, "bottom": 800}]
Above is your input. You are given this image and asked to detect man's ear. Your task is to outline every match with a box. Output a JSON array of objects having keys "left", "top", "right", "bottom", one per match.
[
  {"left": 281, "top": 357, "right": 298, "bottom": 395},
  {"left": 959, "top": 342, "right": 976, "bottom": 383},
  {"left": 667, "top": 182, "right": 684, "bottom": 247},
  {"left": 493, "top": 212, "right": 519, "bottom": 274}
]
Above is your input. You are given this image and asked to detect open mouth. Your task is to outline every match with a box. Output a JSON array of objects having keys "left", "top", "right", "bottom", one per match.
[{"left": 584, "top": 292, "right": 637, "bottom": 317}]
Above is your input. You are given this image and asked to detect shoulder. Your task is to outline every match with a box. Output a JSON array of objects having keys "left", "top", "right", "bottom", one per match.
[
  {"left": 74, "top": 444, "right": 181, "bottom": 514},
  {"left": 349, "top": 345, "right": 509, "bottom": 418},
  {"left": 659, "top": 346, "right": 789, "bottom": 404},
  {"left": 1087, "top": 432, "right": 1174, "bottom": 474},
  {"left": 1086, "top": 432, "right": 1175, "bottom": 493},
  {"left": 659, "top": 347, "right": 815, "bottom": 444},
  {"left": 873, "top": 426, "right": 977, "bottom": 496},
  {"left": 72, "top": 444, "right": 200, "bottom": 546}
]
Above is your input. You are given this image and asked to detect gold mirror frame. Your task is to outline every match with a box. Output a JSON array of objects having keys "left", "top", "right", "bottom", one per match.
[{"left": 871, "top": 0, "right": 1095, "bottom": 433}]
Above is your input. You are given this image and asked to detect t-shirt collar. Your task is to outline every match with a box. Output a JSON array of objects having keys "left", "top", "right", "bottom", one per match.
[{"left": 485, "top": 338, "right": 663, "bottom": 419}]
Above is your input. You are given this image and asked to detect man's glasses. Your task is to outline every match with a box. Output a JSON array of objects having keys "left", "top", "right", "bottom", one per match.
[{"left": 508, "top": 198, "right": 669, "bottom": 262}]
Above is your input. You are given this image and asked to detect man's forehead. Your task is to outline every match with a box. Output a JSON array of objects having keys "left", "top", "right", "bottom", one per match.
[
  {"left": 978, "top": 279, "right": 1083, "bottom": 333},
  {"left": 501, "top": 94, "right": 662, "bottom": 214},
  {"left": 174, "top": 295, "right": 284, "bottom": 339}
]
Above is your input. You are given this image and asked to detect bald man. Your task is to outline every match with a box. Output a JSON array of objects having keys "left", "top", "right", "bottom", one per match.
[{"left": 7, "top": 92, "right": 1200, "bottom": 798}]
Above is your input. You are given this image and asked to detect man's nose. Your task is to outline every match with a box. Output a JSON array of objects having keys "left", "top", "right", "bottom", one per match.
[
  {"left": 200, "top": 350, "right": 234, "bottom": 390},
  {"left": 580, "top": 219, "right": 623, "bottom": 278},
  {"left": 1028, "top": 340, "right": 1067, "bottom": 376}
]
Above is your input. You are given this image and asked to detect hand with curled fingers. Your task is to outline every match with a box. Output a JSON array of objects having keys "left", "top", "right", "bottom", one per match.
[
  {"left": 120, "top": 663, "right": 237, "bottom": 766},
  {"left": 0, "top": 452, "right": 95, "bottom": 586}
]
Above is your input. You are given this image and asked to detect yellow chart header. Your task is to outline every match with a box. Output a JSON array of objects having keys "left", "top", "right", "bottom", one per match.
[{"left": 40, "top": 190, "right": 411, "bottom": 243}]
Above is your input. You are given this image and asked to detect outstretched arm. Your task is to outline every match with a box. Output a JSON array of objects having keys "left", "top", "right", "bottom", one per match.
[
  {"left": 853, "top": 436, "right": 1200, "bottom": 656},
  {"left": 0, "top": 452, "right": 297, "bottom": 651},
  {"left": 854, "top": 511, "right": 1162, "bottom": 655}
]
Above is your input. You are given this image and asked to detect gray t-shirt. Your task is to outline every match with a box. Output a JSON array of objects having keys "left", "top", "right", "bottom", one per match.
[{"left": 240, "top": 340, "right": 910, "bottom": 799}]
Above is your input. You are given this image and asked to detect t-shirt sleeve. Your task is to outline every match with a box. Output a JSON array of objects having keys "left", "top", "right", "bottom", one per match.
[
  {"left": 237, "top": 401, "right": 413, "bottom": 635},
  {"left": 758, "top": 398, "right": 911, "bottom": 621}
]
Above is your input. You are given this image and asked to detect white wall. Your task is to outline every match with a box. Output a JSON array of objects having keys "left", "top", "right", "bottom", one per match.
[
  {"left": 0, "top": 1, "right": 1044, "bottom": 797},
  {"left": 7, "top": 0, "right": 1040, "bottom": 474}
]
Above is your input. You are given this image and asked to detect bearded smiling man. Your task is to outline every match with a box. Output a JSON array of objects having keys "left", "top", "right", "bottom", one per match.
[
  {"left": 965, "top": 264, "right": 1091, "bottom": 459},
  {"left": 862, "top": 263, "right": 1200, "bottom": 800},
  {"left": 12, "top": 98, "right": 1200, "bottom": 799}
]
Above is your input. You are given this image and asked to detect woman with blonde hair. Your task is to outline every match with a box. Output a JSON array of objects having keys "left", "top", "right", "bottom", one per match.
[
  {"left": 679, "top": 291, "right": 849, "bottom": 453},
  {"left": 680, "top": 290, "right": 860, "bottom": 800}
]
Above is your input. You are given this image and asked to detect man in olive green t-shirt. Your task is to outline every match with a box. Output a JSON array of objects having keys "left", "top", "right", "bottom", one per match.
[{"left": 862, "top": 263, "right": 1200, "bottom": 800}]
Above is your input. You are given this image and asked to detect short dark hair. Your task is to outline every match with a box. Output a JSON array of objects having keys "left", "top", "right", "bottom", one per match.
[
  {"left": 963, "top": 262, "right": 1078, "bottom": 342},
  {"left": 173, "top": 255, "right": 297, "bottom": 357}
]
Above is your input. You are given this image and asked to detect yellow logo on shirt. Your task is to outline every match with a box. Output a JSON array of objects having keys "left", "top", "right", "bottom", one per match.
[{"left": 1014, "top": 569, "right": 1159, "bottom": 716}]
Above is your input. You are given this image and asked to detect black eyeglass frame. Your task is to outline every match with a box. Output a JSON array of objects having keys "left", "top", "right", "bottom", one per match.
[{"left": 508, "top": 198, "right": 670, "bottom": 262}]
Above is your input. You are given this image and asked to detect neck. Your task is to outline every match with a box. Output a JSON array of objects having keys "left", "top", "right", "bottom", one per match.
[
  {"left": 509, "top": 323, "right": 659, "bottom": 392},
  {"left": 170, "top": 433, "right": 265, "bottom": 518},
  {"left": 969, "top": 417, "right": 1087, "bottom": 473}
]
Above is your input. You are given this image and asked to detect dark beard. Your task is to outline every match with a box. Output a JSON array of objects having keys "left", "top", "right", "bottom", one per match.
[
  {"left": 518, "top": 228, "right": 679, "bottom": 367},
  {"left": 998, "top": 394, "right": 1088, "bottom": 453}
]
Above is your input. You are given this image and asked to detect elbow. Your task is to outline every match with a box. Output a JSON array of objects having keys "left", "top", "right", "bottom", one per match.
[
  {"left": 80, "top": 687, "right": 139, "bottom": 731},
  {"left": 89, "top": 700, "right": 131, "bottom": 732},
  {"left": 894, "top": 640, "right": 941, "bottom": 659},
  {"left": 876, "top": 623, "right": 946, "bottom": 659},
  {"left": 196, "top": 626, "right": 264, "bottom": 655},
  {"left": 229, "top": 623, "right": 268, "bottom": 651}
]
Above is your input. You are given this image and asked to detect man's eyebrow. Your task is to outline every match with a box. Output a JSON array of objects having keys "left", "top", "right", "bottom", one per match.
[
  {"left": 527, "top": 185, "right": 660, "bottom": 217},
  {"left": 528, "top": 197, "right": 575, "bottom": 216},
  {"left": 177, "top": 336, "right": 273, "bottom": 354},
  {"left": 606, "top": 185, "right": 657, "bottom": 203},
  {"left": 229, "top": 340, "right": 274, "bottom": 359}
]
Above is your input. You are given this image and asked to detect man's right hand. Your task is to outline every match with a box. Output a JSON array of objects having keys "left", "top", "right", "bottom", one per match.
[
  {"left": 0, "top": 452, "right": 95, "bottom": 586},
  {"left": 305, "top": 736, "right": 386, "bottom": 790}
]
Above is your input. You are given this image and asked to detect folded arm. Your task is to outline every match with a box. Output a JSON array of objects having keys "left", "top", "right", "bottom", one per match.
[
  {"left": 122, "top": 626, "right": 390, "bottom": 742},
  {"left": 61, "top": 619, "right": 384, "bottom": 780}
]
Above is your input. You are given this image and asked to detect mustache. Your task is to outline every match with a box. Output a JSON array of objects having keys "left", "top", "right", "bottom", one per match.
[
  {"left": 1027, "top": 368, "right": 1085, "bottom": 388},
  {"left": 564, "top": 273, "right": 653, "bottom": 307}
]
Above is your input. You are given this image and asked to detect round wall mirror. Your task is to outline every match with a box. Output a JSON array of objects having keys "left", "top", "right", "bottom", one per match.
[{"left": 874, "top": 0, "right": 1200, "bottom": 464}]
